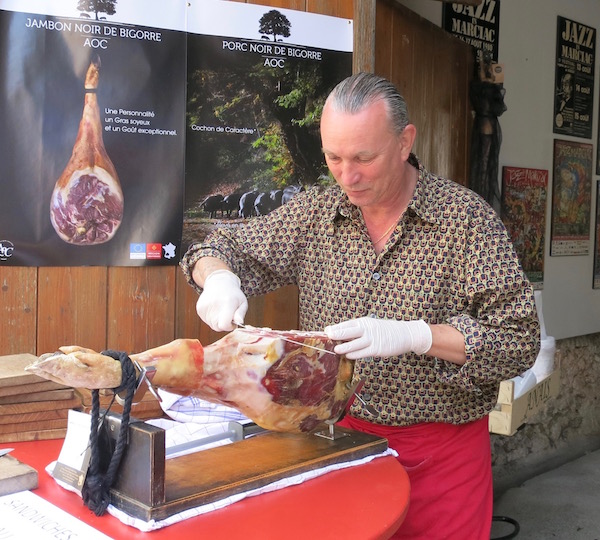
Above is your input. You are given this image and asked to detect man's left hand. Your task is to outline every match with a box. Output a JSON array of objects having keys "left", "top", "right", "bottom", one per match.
[{"left": 324, "top": 317, "right": 432, "bottom": 360}]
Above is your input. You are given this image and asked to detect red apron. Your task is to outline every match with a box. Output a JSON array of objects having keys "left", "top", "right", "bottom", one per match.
[{"left": 337, "top": 415, "right": 493, "bottom": 540}]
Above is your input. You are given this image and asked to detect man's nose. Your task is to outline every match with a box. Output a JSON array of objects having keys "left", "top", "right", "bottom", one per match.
[{"left": 338, "top": 161, "right": 359, "bottom": 184}]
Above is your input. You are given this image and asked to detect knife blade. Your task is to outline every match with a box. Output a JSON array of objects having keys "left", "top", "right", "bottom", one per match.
[
  {"left": 237, "top": 324, "right": 336, "bottom": 355},
  {"left": 0, "top": 448, "right": 14, "bottom": 458}
]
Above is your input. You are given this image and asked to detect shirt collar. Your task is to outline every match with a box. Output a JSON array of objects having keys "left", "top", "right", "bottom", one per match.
[
  {"left": 329, "top": 153, "right": 442, "bottom": 225},
  {"left": 408, "top": 154, "right": 442, "bottom": 225}
]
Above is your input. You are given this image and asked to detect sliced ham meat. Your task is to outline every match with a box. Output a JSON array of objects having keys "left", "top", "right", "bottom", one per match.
[{"left": 26, "top": 326, "right": 355, "bottom": 433}]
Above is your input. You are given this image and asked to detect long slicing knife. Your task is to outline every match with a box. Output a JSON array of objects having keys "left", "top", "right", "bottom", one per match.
[{"left": 236, "top": 323, "right": 336, "bottom": 355}]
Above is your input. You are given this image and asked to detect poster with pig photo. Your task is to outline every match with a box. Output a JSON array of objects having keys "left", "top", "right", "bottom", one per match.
[
  {"left": 182, "top": 0, "right": 353, "bottom": 249},
  {"left": 0, "top": 0, "right": 187, "bottom": 266}
]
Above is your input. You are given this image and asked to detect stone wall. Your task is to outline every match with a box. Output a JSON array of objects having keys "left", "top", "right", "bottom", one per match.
[{"left": 491, "top": 333, "right": 600, "bottom": 495}]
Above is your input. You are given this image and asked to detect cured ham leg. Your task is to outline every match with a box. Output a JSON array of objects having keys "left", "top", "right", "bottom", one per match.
[
  {"left": 26, "top": 327, "right": 355, "bottom": 433},
  {"left": 50, "top": 58, "right": 124, "bottom": 244}
]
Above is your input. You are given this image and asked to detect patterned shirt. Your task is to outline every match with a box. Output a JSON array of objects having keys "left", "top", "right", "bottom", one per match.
[{"left": 181, "top": 154, "right": 540, "bottom": 426}]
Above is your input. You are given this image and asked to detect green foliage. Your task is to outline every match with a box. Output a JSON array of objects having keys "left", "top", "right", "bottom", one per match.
[
  {"left": 252, "top": 123, "right": 294, "bottom": 187},
  {"left": 185, "top": 53, "right": 346, "bottom": 198}
]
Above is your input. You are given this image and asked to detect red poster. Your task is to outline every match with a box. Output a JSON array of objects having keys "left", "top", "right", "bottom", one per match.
[{"left": 501, "top": 166, "right": 548, "bottom": 288}]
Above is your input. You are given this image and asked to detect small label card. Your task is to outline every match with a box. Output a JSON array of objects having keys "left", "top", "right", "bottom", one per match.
[
  {"left": 0, "top": 489, "right": 112, "bottom": 539},
  {"left": 51, "top": 410, "right": 92, "bottom": 494}
]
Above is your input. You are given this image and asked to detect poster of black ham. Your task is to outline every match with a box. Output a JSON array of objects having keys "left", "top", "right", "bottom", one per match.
[
  {"left": 0, "top": 0, "right": 352, "bottom": 266},
  {"left": 0, "top": 0, "right": 187, "bottom": 266}
]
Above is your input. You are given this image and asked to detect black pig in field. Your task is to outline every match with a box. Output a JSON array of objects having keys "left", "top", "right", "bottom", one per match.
[
  {"left": 254, "top": 189, "right": 283, "bottom": 216},
  {"left": 199, "top": 194, "right": 224, "bottom": 218},
  {"left": 222, "top": 193, "right": 242, "bottom": 217},
  {"left": 239, "top": 191, "right": 259, "bottom": 218}
]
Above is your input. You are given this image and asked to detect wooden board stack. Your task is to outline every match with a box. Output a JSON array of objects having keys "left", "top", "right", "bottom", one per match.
[{"left": 0, "top": 353, "right": 81, "bottom": 443}]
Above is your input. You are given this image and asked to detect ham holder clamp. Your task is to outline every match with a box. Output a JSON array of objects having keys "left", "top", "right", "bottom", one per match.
[{"left": 26, "top": 326, "right": 388, "bottom": 521}]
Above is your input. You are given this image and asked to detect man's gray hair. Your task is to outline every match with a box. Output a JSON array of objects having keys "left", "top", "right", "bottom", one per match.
[{"left": 325, "top": 72, "right": 410, "bottom": 135}]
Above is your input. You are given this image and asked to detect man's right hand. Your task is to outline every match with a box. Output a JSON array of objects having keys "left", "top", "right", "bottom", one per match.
[{"left": 196, "top": 269, "right": 248, "bottom": 332}]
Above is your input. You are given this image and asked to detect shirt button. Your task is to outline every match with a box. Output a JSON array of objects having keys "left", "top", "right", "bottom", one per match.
[{"left": 373, "top": 272, "right": 381, "bottom": 280}]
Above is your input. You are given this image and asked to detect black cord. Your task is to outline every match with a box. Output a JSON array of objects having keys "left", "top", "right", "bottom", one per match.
[
  {"left": 81, "top": 350, "right": 137, "bottom": 516},
  {"left": 491, "top": 515, "right": 520, "bottom": 539}
]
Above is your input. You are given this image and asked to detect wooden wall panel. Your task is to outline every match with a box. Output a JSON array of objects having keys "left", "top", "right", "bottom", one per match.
[
  {"left": 37, "top": 267, "right": 107, "bottom": 354},
  {"left": 107, "top": 267, "right": 175, "bottom": 353},
  {"left": 0, "top": 268, "right": 37, "bottom": 355},
  {"left": 447, "top": 43, "right": 472, "bottom": 184},
  {"left": 308, "top": 1, "right": 353, "bottom": 18},
  {"left": 356, "top": 0, "right": 473, "bottom": 185},
  {"left": 175, "top": 271, "right": 203, "bottom": 341},
  {"left": 243, "top": 0, "right": 306, "bottom": 8}
]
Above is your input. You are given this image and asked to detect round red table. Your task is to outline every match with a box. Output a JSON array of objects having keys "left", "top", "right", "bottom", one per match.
[{"left": 10, "top": 439, "right": 409, "bottom": 539}]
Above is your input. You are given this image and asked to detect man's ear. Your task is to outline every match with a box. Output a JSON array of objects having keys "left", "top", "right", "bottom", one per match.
[{"left": 399, "top": 124, "right": 417, "bottom": 160}]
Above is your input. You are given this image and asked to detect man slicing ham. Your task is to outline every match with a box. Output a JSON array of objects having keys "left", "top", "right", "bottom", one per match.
[{"left": 181, "top": 72, "right": 540, "bottom": 540}]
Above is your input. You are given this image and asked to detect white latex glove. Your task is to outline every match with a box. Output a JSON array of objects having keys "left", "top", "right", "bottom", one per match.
[
  {"left": 324, "top": 317, "right": 432, "bottom": 360},
  {"left": 196, "top": 269, "right": 248, "bottom": 332}
]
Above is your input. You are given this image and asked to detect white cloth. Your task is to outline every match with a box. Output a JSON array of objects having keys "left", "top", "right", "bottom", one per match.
[
  {"left": 47, "top": 447, "right": 397, "bottom": 532},
  {"left": 158, "top": 389, "right": 248, "bottom": 424}
]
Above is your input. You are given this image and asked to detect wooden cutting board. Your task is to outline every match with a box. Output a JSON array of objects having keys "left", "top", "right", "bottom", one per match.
[
  {"left": 0, "top": 388, "right": 74, "bottom": 405},
  {"left": 109, "top": 423, "right": 389, "bottom": 521},
  {"left": 0, "top": 428, "right": 67, "bottom": 444},
  {"left": 0, "top": 454, "right": 38, "bottom": 496},
  {"left": 0, "top": 396, "right": 82, "bottom": 416},
  {"left": 0, "top": 418, "right": 68, "bottom": 435},
  {"left": 0, "top": 408, "right": 70, "bottom": 426},
  {"left": 0, "top": 354, "right": 41, "bottom": 387},
  {"left": 0, "top": 380, "right": 68, "bottom": 398}
]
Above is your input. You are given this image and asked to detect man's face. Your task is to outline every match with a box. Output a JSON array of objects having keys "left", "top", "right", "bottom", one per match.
[{"left": 320, "top": 99, "right": 409, "bottom": 210}]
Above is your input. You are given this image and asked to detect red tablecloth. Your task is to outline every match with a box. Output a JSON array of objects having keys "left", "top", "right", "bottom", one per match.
[{"left": 10, "top": 439, "right": 409, "bottom": 539}]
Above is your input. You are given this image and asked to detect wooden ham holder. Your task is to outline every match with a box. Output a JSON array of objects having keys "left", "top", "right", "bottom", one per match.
[{"left": 100, "top": 411, "right": 388, "bottom": 521}]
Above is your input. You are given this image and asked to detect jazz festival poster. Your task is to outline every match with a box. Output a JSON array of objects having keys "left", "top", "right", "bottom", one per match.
[
  {"left": 442, "top": 0, "right": 500, "bottom": 63},
  {"left": 553, "top": 16, "right": 595, "bottom": 139}
]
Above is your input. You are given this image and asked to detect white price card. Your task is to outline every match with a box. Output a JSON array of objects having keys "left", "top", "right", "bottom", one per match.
[
  {"left": 0, "top": 489, "right": 112, "bottom": 539},
  {"left": 51, "top": 409, "right": 92, "bottom": 494}
]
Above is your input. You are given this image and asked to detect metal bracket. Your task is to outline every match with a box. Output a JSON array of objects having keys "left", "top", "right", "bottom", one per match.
[
  {"left": 313, "top": 421, "right": 350, "bottom": 441},
  {"left": 115, "top": 360, "right": 162, "bottom": 406}
]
